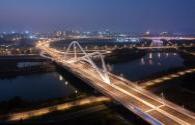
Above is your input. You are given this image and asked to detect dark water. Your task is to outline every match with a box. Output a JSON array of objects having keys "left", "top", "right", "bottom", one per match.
[
  {"left": 17, "top": 62, "right": 42, "bottom": 68},
  {"left": 109, "top": 52, "right": 195, "bottom": 111},
  {"left": 0, "top": 70, "right": 141, "bottom": 125},
  {"left": 0, "top": 72, "right": 79, "bottom": 102},
  {"left": 110, "top": 52, "right": 184, "bottom": 81}
]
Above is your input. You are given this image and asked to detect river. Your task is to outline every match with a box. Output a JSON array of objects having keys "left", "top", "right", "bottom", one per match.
[
  {"left": 109, "top": 52, "right": 184, "bottom": 81},
  {"left": 0, "top": 72, "right": 80, "bottom": 102}
]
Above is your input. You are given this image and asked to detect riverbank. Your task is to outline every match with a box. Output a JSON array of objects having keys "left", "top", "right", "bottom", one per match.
[
  {"left": 0, "top": 62, "right": 55, "bottom": 78},
  {"left": 179, "top": 51, "right": 195, "bottom": 67},
  {"left": 149, "top": 72, "right": 195, "bottom": 112},
  {"left": 0, "top": 59, "right": 97, "bottom": 114},
  {"left": 0, "top": 55, "right": 56, "bottom": 78},
  {"left": 0, "top": 91, "right": 88, "bottom": 115},
  {"left": 139, "top": 51, "right": 195, "bottom": 112},
  {"left": 105, "top": 48, "right": 146, "bottom": 64},
  {"left": 138, "top": 51, "right": 195, "bottom": 83},
  {"left": 140, "top": 68, "right": 195, "bottom": 89},
  {"left": 0, "top": 96, "right": 111, "bottom": 122},
  {"left": 0, "top": 55, "right": 48, "bottom": 62}
]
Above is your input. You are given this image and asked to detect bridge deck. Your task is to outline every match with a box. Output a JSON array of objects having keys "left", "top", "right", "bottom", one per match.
[
  {"left": 37, "top": 41, "right": 195, "bottom": 125},
  {"left": 59, "top": 61, "right": 195, "bottom": 125}
]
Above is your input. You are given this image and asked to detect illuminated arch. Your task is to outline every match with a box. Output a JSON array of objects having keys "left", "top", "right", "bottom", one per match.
[{"left": 64, "top": 41, "right": 110, "bottom": 84}]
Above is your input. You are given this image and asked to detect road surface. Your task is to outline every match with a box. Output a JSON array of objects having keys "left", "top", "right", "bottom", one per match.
[
  {"left": 0, "top": 96, "right": 110, "bottom": 122},
  {"left": 36, "top": 40, "right": 195, "bottom": 125}
]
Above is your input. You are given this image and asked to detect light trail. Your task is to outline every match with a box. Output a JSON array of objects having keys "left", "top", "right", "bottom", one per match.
[
  {"left": 2, "top": 96, "right": 110, "bottom": 122},
  {"left": 35, "top": 40, "right": 195, "bottom": 125}
]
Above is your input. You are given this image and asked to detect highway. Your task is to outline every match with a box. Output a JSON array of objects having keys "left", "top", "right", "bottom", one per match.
[
  {"left": 36, "top": 40, "right": 195, "bottom": 125},
  {"left": 46, "top": 104, "right": 108, "bottom": 122},
  {"left": 1, "top": 96, "right": 110, "bottom": 122}
]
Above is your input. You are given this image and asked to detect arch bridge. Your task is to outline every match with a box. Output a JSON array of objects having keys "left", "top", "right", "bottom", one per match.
[
  {"left": 64, "top": 41, "right": 110, "bottom": 84},
  {"left": 38, "top": 40, "right": 195, "bottom": 125}
]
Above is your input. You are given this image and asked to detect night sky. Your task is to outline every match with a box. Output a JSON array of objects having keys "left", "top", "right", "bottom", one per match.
[{"left": 0, "top": 0, "right": 195, "bottom": 33}]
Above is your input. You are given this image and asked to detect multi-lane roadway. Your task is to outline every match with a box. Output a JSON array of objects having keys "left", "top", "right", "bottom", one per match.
[{"left": 37, "top": 40, "right": 195, "bottom": 125}]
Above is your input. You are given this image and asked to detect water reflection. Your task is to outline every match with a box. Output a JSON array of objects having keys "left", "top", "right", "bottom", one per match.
[
  {"left": 111, "top": 53, "right": 184, "bottom": 81},
  {"left": 157, "top": 53, "right": 161, "bottom": 58},
  {"left": 0, "top": 72, "right": 79, "bottom": 102},
  {"left": 65, "top": 81, "right": 69, "bottom": 85},
  {"left": 141, "top": 58, "right": 145, "bottom": 65},
  {"left": 141, "top": 52, "right": 179, "bottom": 66},
  {"left": 17, "top": 62, "right": 41, "bottom": 68},
  {"left": 59, "top": 75, "right": 63, "bottom": 81},
  {"left": 166, "top": 53, "right": 169, "bottom": 57},
  {"left": 149, "top": 59, "right": 153, "bottom": 65},
  {"left": 149, "top": 53, "right": 153, "bottom": 59}
]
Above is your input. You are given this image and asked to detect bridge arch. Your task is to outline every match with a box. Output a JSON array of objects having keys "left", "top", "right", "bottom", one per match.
[{"left": 64, "top": 41, "right": 110, "bottom": 84}]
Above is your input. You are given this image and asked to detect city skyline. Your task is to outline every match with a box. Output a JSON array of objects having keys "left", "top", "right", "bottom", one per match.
[{"left": 0, "top": 0, "right": 195, "bottom": 33}]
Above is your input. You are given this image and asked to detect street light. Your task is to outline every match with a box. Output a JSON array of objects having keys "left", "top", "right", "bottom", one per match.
[{"left": 161, "top": 92, "right": 165, "bottom": 105}]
